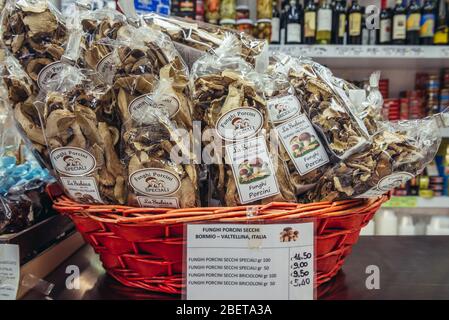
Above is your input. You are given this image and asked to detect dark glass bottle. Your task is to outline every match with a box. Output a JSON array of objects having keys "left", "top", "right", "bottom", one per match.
[
  {"left": 378, "top": 0, "right": 392, "bottom": 44},
  {"left": 348, "top": 0, "right": 362, "bottom": 44},
  {"left": 407, "top": 0, "right": 422, "bottom": 44},
  {"left": 392, "top": 0, "right": 407, "bottom": 44},
  {"left": 304, "top": 0, "right": 317, "bottom": 44},
  {"left": 281, "top": 0, "right": 291, "bottom": 44},
  {"left": 271, "top": 0, "right": 281, "bottom": 44},
  {"left": 332, "top": 0, "right": 346, "bottom": 44},
  {"left": 361, "top": 6, "right": 369, "bottom": 44},
  {"left": 434, "top": 0, "right": 449, "bottom": 44},
  {"left": 316, "top": 0, "right": 332, "bottom": 43},
  {"left": 285, "top": 0, "right": 303, "bottom": 44},
  {"left": 420, "top": 0, "right": 437, "bottom": 44}
]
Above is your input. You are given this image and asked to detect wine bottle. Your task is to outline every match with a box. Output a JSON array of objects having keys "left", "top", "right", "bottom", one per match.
[
  {"left": 281, "top": 0, "right": 291, "bottom": 44},
  {"left": 378, "top": 0, "right": 392, "bottom": 44},
  {"left": 304, "top": 0, "right": 317, "bottom": 43},
  {"left": 348, "top": 0, "right": 362, "bottom": 44},
  {"left": 332, "top": 0, "right": 346, "bottom": 44},
  {"left": 316, "top": 0, "right": 332, "bottom": 43},
  {"left": 421, "top": 0, "right": 436, "bottom": 44},
  {"left": 361, "top": 6, "right": 369, "bottom": 44},
  {"left": 392, "top": 0, "right": 407, "bottom": 44},
  {"left": 272, "top": 0, "right": 281, "bottom": 43},
  {"left": 286, "top": 0, "right": 303, "bottom": 44},
  {"left": 434, "top": 0, "right": 449, "bottom": 44},
  {"left": 407, "top": 0, "right": 422, "bottom": 44}
]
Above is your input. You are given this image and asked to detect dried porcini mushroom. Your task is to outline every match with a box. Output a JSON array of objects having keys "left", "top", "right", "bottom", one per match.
[
  {"left": 306, "top": 119, "right": 441, "bottom": 202},
  {"left": 37, "top": 67, "right": 126, "bottom": 205},
  {"left": 1, "top": 0, "right": 67, "bottom": 87},
  {"left": 191, "top": 35, "right": 294, "bottom": 206},
  {"left": 273, "top": 55, "right": 369, "bottom": 160}
]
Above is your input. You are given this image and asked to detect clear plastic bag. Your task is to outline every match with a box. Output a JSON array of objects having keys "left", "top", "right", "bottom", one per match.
[
  {"left": 273, "top": 54, "right": 370, "bottom": 160},
  {"left": 191, "top": 34, "right": 294, "bottom": 206},
  {"left": 0, "top": 0, "right": 68, "bottom": 91},
  {"left": 307, "top": 116, "right": 443, "bottom": 201}
]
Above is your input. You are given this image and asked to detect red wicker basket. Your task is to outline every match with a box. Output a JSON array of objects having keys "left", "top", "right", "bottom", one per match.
[{"left": 49, "top": 184, "right": 386, "bottom": 296}]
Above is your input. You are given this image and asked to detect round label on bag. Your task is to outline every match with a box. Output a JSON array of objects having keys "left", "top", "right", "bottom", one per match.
[
  {"left": 129, "top": 168, "right": 181, "bottom": 196},
  {"left": 50, "top": 147, "right": 97, "bottom": 176},
  {"left": 37, "top": 61, "right": 67, "bottom": 91},
  {"left": 216, "top": 108, "right": 264, "bottom": 141},
  {"left": 267, "top": 95, "right": 301, "bottom": 123},
  {"left": 129, "top": 94, "right": 180, "bottom": 124},
  {"left": 96, "top": 53, "right": 116, "bottom": 84},
  {"left": 378, "top": 172, "right": 414, "bottom": 191}
]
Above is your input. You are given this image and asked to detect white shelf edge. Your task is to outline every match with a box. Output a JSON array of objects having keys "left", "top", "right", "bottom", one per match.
[{"left": 270, "top": 45, "right": 449, "bottom": 59}]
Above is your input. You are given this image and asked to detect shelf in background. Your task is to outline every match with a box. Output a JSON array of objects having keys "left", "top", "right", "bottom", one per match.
[
  {"left": 269, "top": 45, "right": 449, "bottom": 69},
  {"left": 382, "top": 196, "right": 449, "bottom": 215},
  {"left": 441, "top": 127, "right": 449, "bottom": 138}
]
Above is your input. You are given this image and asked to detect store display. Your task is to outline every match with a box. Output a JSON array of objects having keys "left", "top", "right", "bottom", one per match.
[
  {"left": 406, "top": 0, "right": 421, "bottom": 45},
  {"left": 348, "top": 0, "right": 362, "bottom": 44},
  {"left": 332, "top": 0, "right": 346, "bottom": 44}
]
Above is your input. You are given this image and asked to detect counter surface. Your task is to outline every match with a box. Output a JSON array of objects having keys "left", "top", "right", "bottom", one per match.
[{"left": 22, "top": 236, "right": 449, "bottom": 300}]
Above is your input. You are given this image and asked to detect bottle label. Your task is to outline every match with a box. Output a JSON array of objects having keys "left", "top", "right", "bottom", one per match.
[
  {"left": 407, "top": 13, "right": 421, "bottom": 31},
  {"left": 349, "top": 12, "right": 362, "bottom": 36},
  {"left": 338, "top": 14, "right": 346, "bottom": 38},
  {"left": 287, "top": 23, "right": 301, "bottom": 43},
  {"left": 420, "top": 13, "right": 436, "bottom": 37},
  {"left": 60, "top": 177, "right": 103, "bottom": 204},
  {"left": 271, "top": 17, "right": 281, "bottom": 42},
  {"left": 276, "top": 115, "right": 329, "bottom": 175},
  {"left": 380, "top": 19, "right": 391, "bottom": 43},
  {"left": 225, "top": 136, "right": 280, "bottom": 204},
  {"left": 434, "top": 27, "right": 449, "bottom": 44},
  {"left": 317, "top": 9, "right": 332, "bottom": 32},
  {"left": 393, "top": 14, "right": 406, "bottom": 39},
  {"left": 304, "top": 12, "right": 316, "bottom": 37}
]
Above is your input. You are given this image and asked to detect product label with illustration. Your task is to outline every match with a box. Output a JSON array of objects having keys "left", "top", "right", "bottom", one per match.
[
  {"left": 96, "top": 53, "right": 117, "bottom": 84},
  {"left": 216, "top": 107, "right": 264, "bottom": 141},
  {"left": 356, "top": 172, "right": 414, "bottom": 198},
  {"left": 380, "top": 19, "right": 391, "bottom": 43},
  {"left": 51, "top": 147, "right": 97, "bottom": 176},
  {"left": 136, "top": 196, "right": 180, "bottom": 208},
  {"left": 338, "top": 14, "right": 346, "bottom": 37},
  {"left": 393, "top": 15, "right": 407, "bottom": 39},
  {"left": 37, "top": 61, "right": 67, "bottom": 91},
  {"left": 349, "top": 13, "right": 362, "bottom": 36},
  {"left": 129, "top": 168, "right": 181, "bottom": 197},
  {"left": 276, "top": 115, "right": 329, "bottom": 175},
  {"left": 60, "top": 177, "right": 103, "bottom": 204},
  {"left": 267, "top": 95, "right": 301, "bottom": 124},
  {"left": 225, "top": 136, "right": 279, "bottom": 204},
  {"left": 420, "top": 14, "right": 436, "bottom": 37},
  {"left": 406, "top": 13, "right": 421, "bottom": 31},
  {"left": 129, "top": 94, "right": 180, "bottom": 124},
  {"left": 304, "top": 12, "right": 316, "bottom": 37}
]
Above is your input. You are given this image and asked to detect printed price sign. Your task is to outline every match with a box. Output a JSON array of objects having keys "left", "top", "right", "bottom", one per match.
[
  {"left": 185, "top": 222, "right": 315, "bottom": 300},
  {"left": 0, "top": 244, "right": 19, "bottom": 300}
]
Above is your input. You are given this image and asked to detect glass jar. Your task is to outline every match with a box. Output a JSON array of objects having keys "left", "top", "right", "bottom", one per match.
[
  {"left": 220, "top": 0, "right": 237, "bottom": 20},
  {"left": 255, "top": 18, "right": 272, "bottom": 41},
  {"left": 220, "top": 18, "right": 236, "bottom": 29},
  {"left": 236, "top": 19, "right": 254, "bottom": 35},
  {"left": 236, "top": 5, "right": 250, "bottom": 20}
]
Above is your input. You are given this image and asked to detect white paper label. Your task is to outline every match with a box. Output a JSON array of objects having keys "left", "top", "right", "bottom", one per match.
[
  {"left": 380, "top": 19, "right": 391, "bottom": 43},
  {"left": 225, "top": 136, "right": 280, "bottom": 204},
  {"left": 317, "top": 9, "right": 332, "bottom": 31},
  {"left": 186, "top": 222, "right": 314, "bottom": 300},
  {"left": 37, "top": 61, "right": 67, "bottom": 91},
  {"left": 51, "top": 147, "right": 97, "bottom": 177},
  {"left": 96, "top": 53, "right": 116, "bottom": 85},
  {"left": 60, "top": 177, "right": 103, "bottom": 204},
  {"left": 136, "top": 196, "right": 180, "bottom": 208},
  {"left": 129, "top": 168, "right": 181, "bottom": 197},
  {"left": 0, "top": 244, "right": 19, "bottom": 300},
  {"left": 393, "top": 15, "right": 406, "bottom": 39},
  {"left": 357, "top": 172, "right": 414, "bottom": 198},
  {"left": 277, "top": 115, "right": 329, "bottom": 175},
  {"left": 286, "top": 23, "right": 301, "bottom": 43},
  {"left": 216, "top": 107, "right": 264, "bottom": 141},
  {"left": 129, "top": 94, "right": 180, "bottom": 124},
  {"left": 267, "top": 95, "right": 301, "bottom": 123},
  {"left": 271, "top": 17, "right": 280, "bottom": 42}
]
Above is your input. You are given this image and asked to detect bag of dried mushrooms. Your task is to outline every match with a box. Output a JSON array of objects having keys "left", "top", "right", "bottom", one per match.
[{"left": 191, "top": 34, "right": 295, "bottom": 206}]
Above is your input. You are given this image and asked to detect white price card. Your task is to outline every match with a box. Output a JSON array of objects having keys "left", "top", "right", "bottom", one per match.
[
  {"left": 0, "top": 244, "right": 20, "bottom": 300},
  {"left": 185, "top": 223, "right": 314, "bottom": 300}
]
